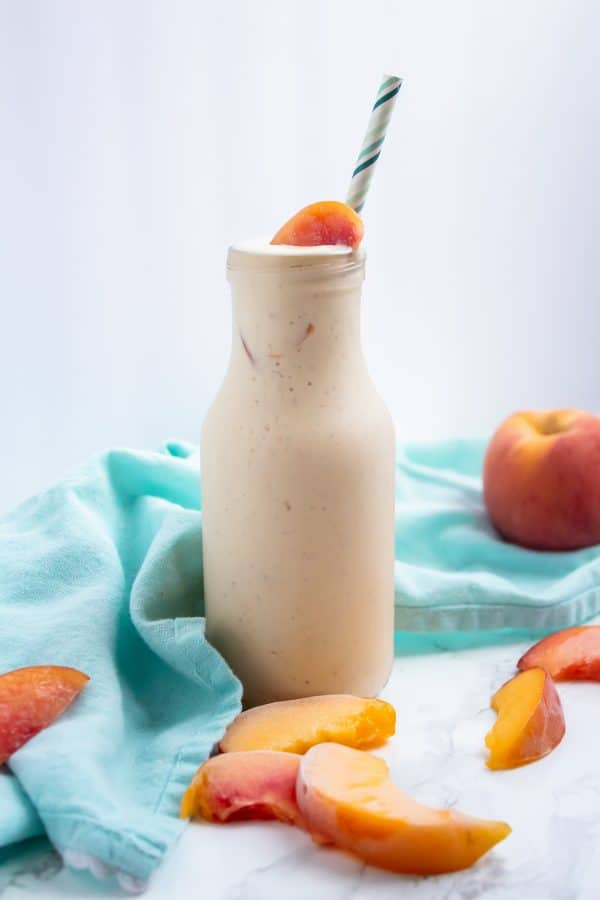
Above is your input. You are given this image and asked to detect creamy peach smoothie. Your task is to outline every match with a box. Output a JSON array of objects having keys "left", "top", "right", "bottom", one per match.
[{"left": 202, "top": 239, "right": 395, "bottom": 706}]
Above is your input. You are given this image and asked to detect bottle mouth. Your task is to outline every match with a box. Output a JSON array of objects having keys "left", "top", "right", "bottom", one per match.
[{"left": 227, "top": 238, "right": 366, "bottom": 277}]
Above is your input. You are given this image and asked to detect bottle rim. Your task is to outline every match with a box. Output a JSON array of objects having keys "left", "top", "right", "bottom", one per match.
[{"left": 227, "top": 243, "right": 366, "bottom": 278}]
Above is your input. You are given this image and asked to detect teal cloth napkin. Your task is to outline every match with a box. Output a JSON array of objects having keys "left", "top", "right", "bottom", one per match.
[
  {"left": 0, "top": 442, "right": 242, "bottom": 887},
  {"left": 2, "top": 437, "right": 600, "bottom": 884},
  {"left": 394, "top": 438, "right": 600, "bottom": 636}
]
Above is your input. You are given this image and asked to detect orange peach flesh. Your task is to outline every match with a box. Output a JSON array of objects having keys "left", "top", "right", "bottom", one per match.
[
  {"left": 483, "top": 408, "right": 600, "bottom": 551},
  {"left": 180, "top": 751, "right": 304, "bottom": 827},
  {"left": 219, "top": 695, "right": 395, "bottom": 754},
  {"left": 297, "top": 743, "right": 511, "bottom": 875},
  {"left": 271, "top": 201, "right": 364, "bottom": 247},
  {"left": 485, "top": 668, "right": 565, "bottom": 770},
  {"left": 0, "top": 666, "right": 89, "bottom": 764},
  {"left": 518, "top": 626, "right": 600, "bottom": 680}
]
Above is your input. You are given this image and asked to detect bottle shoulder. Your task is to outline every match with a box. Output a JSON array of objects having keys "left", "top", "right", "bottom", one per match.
[{"left": 202, "top": 384, "right": 395, "bottom": 462}]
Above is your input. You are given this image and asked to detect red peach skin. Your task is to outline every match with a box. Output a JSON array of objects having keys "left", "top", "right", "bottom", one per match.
[
  {"left": 518, "top": 626, "right": 600, "bottom": 680},
  {"left": 483, "top": 409, "right": 600, "bottom": 551},
  {"left": 485, "top": 668, "right": 565, "bottom": 770},
  {"left": 271, "top": 201, "right": 364, "bottom": 247},
  {"left": 219, "top": 695, "right": 395, "bottom": 754},
  {"left": 296, "top": 743, "right": 511, "bottom": 875},
  {"left": 180, "top": 750, "right": 304, "bottom": 827},
  {"left": 0, "top": 666, "right": 89, "bottom": 764}
]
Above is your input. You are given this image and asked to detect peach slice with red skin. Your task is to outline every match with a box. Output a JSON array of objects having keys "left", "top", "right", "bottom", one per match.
[
  {"left": 518, "top": 626, "right": 600, "bottom": 681},
  {"left": 219, "top": 695, "right": 395, "bottom": 755},
  {"left": 0, "top": 666, "right": 89, "bottom": 764},
  {"left": 180, "top": 751, "right": 304, "bottom": 827},
  {"left": 296, "top": 743, "right": 511, "bottom": 875},
  {"left": 485, "top": 668, "right": 565, "bottom": 770},
  {"left": 271, "top": 201, "right": 364, "bottom": 248}
]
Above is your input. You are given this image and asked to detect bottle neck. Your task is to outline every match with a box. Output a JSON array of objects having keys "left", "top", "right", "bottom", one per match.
[{"left": 226, "top": 247, "right": 366, "bottom": 390}]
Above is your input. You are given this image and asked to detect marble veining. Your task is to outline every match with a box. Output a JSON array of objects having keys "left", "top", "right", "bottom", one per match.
[
  {"left": 2, "top": 639, "right": 600, "bottom": 899},
  {"left": 0, "top": 844, "right": 62, "bottom": 897}
]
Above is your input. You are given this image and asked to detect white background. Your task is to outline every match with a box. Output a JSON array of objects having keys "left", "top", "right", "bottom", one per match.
[{"left": 1, "top": 0, "right": 599, "bottom": 513}]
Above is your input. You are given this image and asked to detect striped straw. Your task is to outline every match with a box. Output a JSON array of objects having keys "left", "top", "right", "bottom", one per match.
[{"left": 346, "top": 74, "right": 403, "bottom": 214}]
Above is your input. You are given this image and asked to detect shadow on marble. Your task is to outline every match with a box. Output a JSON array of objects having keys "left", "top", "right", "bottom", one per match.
[{"left": 0, "top": 839, "right": 127, "bottom": 898}]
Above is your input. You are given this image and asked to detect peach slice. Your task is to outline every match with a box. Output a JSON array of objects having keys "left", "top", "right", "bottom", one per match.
[
  {"left": 180, "top": 750, "right": 304, "bottom": 827},
  {"left": 0, "top": 665, "right": 89, "bottom": 764},
  {"left": 485, "top": 668, "right": 565, "bottom": 770},
  {"left": 518, "top": 626, "right": 600, "bottom": 681},
  {"left": 271, "top": 201, "right": 364, "bottom": 247},
  {"left": 219, "top": 695, "right": 395, "bottom": 754},
  {"left": 296, "top": 743, "right": 511, "bottom": 875}
]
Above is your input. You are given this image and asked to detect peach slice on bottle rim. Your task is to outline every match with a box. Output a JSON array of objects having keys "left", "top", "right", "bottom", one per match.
[{"left": 270, "top": 201, "right": 364, "bottom": 248}]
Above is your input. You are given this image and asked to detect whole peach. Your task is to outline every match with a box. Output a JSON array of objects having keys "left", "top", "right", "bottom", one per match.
[{"left": 483, "top": 409, "right": 600, "bottom": 551}]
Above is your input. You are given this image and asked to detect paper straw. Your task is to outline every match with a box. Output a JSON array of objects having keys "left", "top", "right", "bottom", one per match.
[{"left": 346, "top": 74, "right": 403, "bottom": 213}]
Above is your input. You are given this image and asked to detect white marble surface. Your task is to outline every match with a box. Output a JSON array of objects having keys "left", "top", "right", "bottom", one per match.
[{"left": 2, "top": 640, "right": 600, "bottom": 900}]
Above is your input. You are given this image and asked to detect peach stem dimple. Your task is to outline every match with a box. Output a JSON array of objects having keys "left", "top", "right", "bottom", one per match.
[{"left": 524, "top": 410, "right": 572, "bottom": 436}]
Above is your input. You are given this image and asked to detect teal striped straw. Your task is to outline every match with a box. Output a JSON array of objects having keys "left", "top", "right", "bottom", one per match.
[{"left": 346, "top": 74, "right": 403, "bottom": 214}]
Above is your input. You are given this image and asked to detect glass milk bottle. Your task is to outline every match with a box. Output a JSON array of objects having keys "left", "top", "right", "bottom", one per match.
[{"left": 202, "top": 241, "right": 395, "bottom": 707}]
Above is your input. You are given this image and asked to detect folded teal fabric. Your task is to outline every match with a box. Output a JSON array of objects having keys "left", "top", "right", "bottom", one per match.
[
  {"left": 0, "top": 770, "right": 41, "bottom": 846},
  {"left": 394, "top": 438, "right": 600, "bottom": 633},
  {"left": 2, "top": 437, "right": 600, "bottom": 885},
  {"left": 0, "top": 442, "right": 242, "bottom": 886}
]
